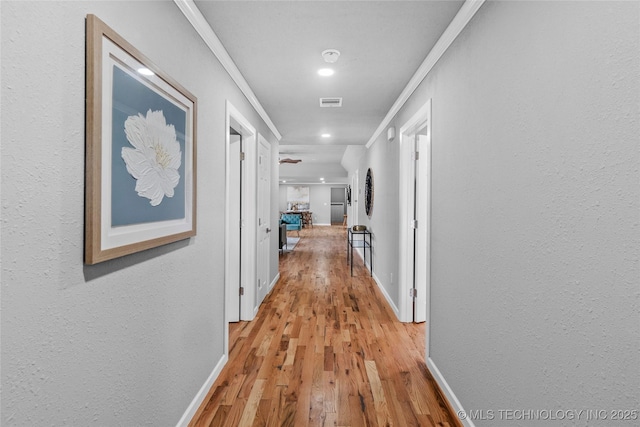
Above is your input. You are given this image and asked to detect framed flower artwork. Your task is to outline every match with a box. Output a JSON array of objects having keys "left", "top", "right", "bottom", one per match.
[{"left": 85, "top": 15, "right": 197, "bottom": 264}]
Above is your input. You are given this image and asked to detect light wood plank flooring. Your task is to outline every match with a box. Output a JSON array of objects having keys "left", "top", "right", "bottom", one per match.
[{"left": 190, "top": 226, "right": 459, "bottom": 427}]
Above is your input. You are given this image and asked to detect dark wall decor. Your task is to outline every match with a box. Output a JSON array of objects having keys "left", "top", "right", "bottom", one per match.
[{"left": 365, "top": 168, "right": 374, "bottom": 218}]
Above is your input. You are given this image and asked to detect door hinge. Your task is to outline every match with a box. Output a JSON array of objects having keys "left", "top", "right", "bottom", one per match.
[
  {"left": 415, "top": 151, "right": 420, "bottom": 160},
  {"left": 410, "top": 288, "right": 417, "bottom": 298},
  {"left": 412, "top": 219, "right": 418, "bottom": 229},
  {"left": 239, "top": 287, "right": 244, "bottom": 296},
  {"left": 240, "top": 152, "right": 246, "bottom": 161}
]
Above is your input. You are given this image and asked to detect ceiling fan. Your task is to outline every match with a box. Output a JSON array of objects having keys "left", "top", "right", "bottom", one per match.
[{"left": 279, "top": 158, "right": 302, "bottom": 164}]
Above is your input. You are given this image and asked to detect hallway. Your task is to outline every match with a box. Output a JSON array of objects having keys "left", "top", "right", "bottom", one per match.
[{"left": 190, "top": 226, "right": 456, "bottom": 426}]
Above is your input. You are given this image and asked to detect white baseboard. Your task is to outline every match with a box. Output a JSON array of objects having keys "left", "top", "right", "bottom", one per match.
[
  {"left": 353, "top": 247, "right": 365, "bottom": 264},
  {"left": 371, "top": 271, "right": 400, "bottom": 319},
  {"left": 176, "top": 354, "right": 228, "bottom": 427},
  {"left": 314, "top": 223, "right": 332, "bottom": 226},
  {"left": 268, "top": 272, "right": 280, "bottom": 292},
  {"left": 427, "top": 357, "right": 474, "bottom": 427},
  {"left": 353, "top": 249, "right": 400, "bottom": 320}
]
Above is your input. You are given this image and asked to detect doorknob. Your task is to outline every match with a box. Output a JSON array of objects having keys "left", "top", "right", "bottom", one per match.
[{"left": 266, "top": 228, "right": 271, "bottom": 233}]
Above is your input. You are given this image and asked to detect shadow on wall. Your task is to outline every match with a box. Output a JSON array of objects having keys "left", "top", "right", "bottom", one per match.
[{"left": 82, "top": 239, "right": 190, "bottom": 283}]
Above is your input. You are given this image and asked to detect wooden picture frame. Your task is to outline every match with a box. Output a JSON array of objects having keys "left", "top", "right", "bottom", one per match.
[{"left": 85, "top": 15, "right": 197, "bottom": 264}]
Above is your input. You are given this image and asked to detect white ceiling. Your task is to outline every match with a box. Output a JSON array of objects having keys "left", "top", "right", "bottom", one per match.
[{"left": 194, "top": 0, "right": 465, "bottom": 183}]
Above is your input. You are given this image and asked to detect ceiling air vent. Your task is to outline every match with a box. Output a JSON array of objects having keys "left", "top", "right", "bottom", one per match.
[{"left": 319, "top": 97, "right": 343, "bottom": 108}]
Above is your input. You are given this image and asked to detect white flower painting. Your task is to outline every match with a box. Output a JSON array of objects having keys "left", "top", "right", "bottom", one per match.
[{"left": 121, "top": 109, "right": 182, "bottom": 206}]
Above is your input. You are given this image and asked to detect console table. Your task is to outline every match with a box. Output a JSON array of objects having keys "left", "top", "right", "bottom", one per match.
[{"left": 347, "top": 228, "right": 372, "bottom": 276}]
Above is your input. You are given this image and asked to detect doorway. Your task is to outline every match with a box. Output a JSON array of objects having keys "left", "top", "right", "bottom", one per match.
[
  {"left": 330, "top": 187, "right": 347, "bottom": 225},
  {"left": 228, "top": 128, "right": 242, "bottom": 322},
  {"left": 398, "top": 101, "right": 432, "bottom": 342},
  {"left": 225, "top": 101, "right": 259, "bottom": 355}
]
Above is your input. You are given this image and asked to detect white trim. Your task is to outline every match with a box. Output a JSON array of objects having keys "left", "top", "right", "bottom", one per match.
[
  {"left": 175, "top": 354, "right": 228, "bottom": 427},
  {"left": 225, "top": 101, "right": 258, "bottom": 342},
  {"left": 225, "top": 109, "right": 242, "bottom": 327},
  {"left": 352, "top": 170, "right": 359, "bottom": 229},
  {"left": 365, "top": 0, "right": 485, "bottom": 149},
  {"left": 372, "top": 272, "right": 400, "bottom": 320},
  {"left": 399, "top": 101, "right": 433, "bottom": 140},
  {"left": 355, "top": 244, "right": 402, "bottom": 321},
  {"left": 352, "top": 247, "right": 366, "bottom": 268},
  {"left": 415, "top": 131, "right": 432, "bottom": 326},
  {"left": 398, "top": 132, "right": 415, "bottom": 323},
  {"left": 398, "top": 100, "right": 432, "bottom": 324},
  {"left": 268, "top": 272, "right": 280, "bottom": 292},
  {"left": 224, "top": 105, "right": 234, "bottom": 351},
  {"left": 231, "top": 103, "right": 257, "bottom": 323},
  {"left": 173, "top": 0, "right": 281, "bottom": 141},
  {"left": 427, "top": 357, "right": 474, "bottom": 427}
]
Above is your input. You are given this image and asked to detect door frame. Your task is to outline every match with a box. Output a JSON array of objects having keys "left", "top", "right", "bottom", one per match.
[
  {"left": 398, "top": 100, "right": 432, "bottom": 349},
  {"left": 225, "top": 101, "right": 257, "bottom": 353},
  {"left": 227, "top": 129, "right": 242, "bottom": 324}
]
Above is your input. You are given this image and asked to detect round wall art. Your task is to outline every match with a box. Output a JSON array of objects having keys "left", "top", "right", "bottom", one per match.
[{"left": 365, "top": 168, "right": 374, "bottom": 218}]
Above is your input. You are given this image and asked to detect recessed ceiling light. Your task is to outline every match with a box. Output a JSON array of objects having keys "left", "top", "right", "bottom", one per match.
[
  {"left": 320, "top": 177, "right": 325, "bottom": 181},
  {"left": 318, "top": 68, "right": 334, "bottom": 77},
  {"left": 321, "top": 133, "right": 331, "bottom": 138},
  {"left": 282, "top": 180, "right": 286, "bottom": 183},
  {"left": 137, "top": 67, "right": 154, "bottom": 76}
]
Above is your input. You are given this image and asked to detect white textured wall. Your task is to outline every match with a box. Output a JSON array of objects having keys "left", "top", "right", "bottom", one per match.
[
  {"left": 1, "top": 1, "right": 278, "bottom": 425},
  {"left": 356, "top": 1, "right": 639, "bottom": 424},
  {"left": 309, "top": 185, "right": 332, "bottom": 225},
  {"left": 354, "top": 139, "right": 401, "bottom": 306}
]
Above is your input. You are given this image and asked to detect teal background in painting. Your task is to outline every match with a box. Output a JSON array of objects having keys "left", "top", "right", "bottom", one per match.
[{"left": 111, "top": 65, "right": 186, "bottom": 226}]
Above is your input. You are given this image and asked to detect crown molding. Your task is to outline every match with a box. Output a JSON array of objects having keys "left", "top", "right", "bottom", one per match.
[
  {"left": 174, "top": 0, "right": 282, "bottom": 141},
  {"left": 365, "top": 0, "right": 485, "bottom": 149}
]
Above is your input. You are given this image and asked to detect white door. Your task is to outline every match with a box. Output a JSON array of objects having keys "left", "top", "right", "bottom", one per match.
[
  {"left": 399, "top": 100, "right": 432, "bottom": 325},
  {"left": 228, "top": 131, "right": 242, "bottom": 322},
  {"left": 256, "top": 136, "right": 271, "bottom": 307},
  {"left": 399, "top": 135, "right": 416, "bottom": 322},
  {"left": 226, "top": 101, "right": 257, "bottom": 327}
]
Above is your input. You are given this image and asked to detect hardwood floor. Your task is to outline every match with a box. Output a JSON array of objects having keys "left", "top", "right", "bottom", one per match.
[{"left": 190, "top": 226, "right": 459, "bottom": 427}]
